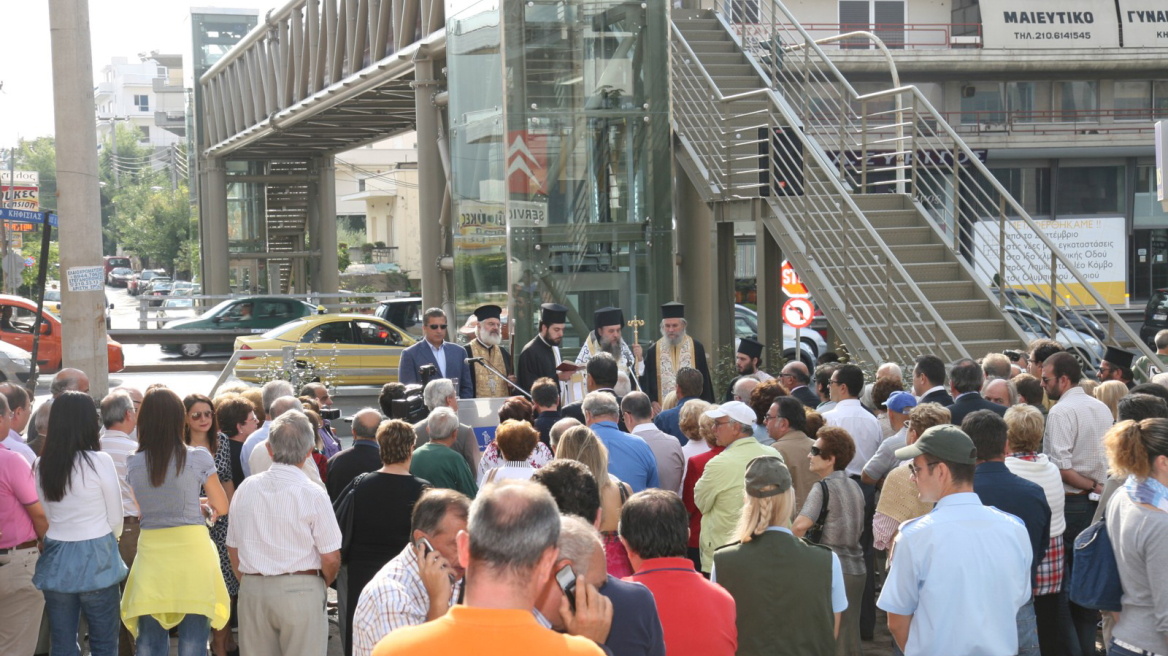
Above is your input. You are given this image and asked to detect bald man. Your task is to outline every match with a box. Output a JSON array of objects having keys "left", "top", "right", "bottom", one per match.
[
  {"left": 50, "top": 368, "right": 89, "bottom": 398},
  {"left": 780, "top": 361, "right": 819, "bottom": 408},
  {"left": 247, "top": 400, "right": 325, "bottom": 489}
]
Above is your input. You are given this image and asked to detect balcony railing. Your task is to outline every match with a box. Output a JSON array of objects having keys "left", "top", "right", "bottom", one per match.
[
  {"left": 727, "top": 21, "right": 983, "bottom": 50},
  {"left": 940, "top": 108, "right": 1168, "bottom": 136}
]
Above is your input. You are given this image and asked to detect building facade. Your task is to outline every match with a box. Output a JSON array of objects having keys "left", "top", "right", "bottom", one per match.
[{"left": 95, "top": 52, "right": 187, "bottom": 154}]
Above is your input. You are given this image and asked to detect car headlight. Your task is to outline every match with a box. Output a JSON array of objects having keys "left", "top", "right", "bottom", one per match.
[
  {"left": 11, "top": 358, "right": 30, "bottom": 369},
  {"left": 1085, "top": 338, "right": 1099, "bottom": 347}
]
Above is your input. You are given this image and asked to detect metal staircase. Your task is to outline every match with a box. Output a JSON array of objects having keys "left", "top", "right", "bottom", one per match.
[{"left": 670, "top": 1, "right": 1155, "bottom": 368}]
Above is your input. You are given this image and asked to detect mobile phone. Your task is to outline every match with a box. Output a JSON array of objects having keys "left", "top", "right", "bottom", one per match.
[
  {"left": 417, "top": 537, "right": 436, "bottom": 557},
  {"left": 555, "top": 564, "right": 577, "bottom": 613}
]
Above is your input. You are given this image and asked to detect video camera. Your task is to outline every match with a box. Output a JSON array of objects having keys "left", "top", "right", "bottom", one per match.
[
  {"left": 389, "top": 384, "right": 427, "bottom": 423},
  {"left": 319, "top": 407, "right": 342, "bottom": 421},
  {"left": 417, "top": 363, "right": 440, "bottom": 387}
]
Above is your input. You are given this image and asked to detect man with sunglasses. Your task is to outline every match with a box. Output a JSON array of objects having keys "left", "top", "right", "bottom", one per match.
[
  {"left": 878, "top": 425, "right": 1032, "bottom": 656},
  {"left": 398, "top": 307, "right": 474, "bottom": 400}
]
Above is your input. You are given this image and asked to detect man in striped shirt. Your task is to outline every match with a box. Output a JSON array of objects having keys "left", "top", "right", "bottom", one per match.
[
  {"left": 228, "top": 410, "right": 342, "bottom": 656},
  {"left": 352, "top": 489, "right": 471, "bottom": 656}
]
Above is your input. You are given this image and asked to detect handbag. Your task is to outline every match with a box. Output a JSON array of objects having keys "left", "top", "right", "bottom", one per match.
[
  {"left": 333, "top": 472, "right": 371, "bottom": 563},
  {"left": 805, "top": 479, "right": 830, "bottom": 544},
  {"left": 1068, "top": 512, "right": 1123, "bottom": 612}
]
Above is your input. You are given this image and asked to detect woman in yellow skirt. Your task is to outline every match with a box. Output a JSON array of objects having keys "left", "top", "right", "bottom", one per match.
[{"left": 121, "top": 387, "right": 231, "bottom": 655}]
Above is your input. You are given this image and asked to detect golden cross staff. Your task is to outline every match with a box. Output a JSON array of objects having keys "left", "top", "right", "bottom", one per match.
[{"left": 628, "top": 316, "right": 645, "bottom": 391}]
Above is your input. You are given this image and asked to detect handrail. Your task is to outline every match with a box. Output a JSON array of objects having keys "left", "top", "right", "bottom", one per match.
[{"left": 672, "top": 22, "right": 970, "bottom": 365}]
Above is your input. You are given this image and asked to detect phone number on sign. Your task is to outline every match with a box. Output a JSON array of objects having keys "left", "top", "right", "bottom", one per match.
[{"left": 1013, "top": 31, "right": 1092, "bottom": 39}]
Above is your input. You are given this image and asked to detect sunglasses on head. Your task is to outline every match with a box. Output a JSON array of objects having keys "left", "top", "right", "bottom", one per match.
[{"left": 428, "top": 324, "right": 448, "bottom": 330}]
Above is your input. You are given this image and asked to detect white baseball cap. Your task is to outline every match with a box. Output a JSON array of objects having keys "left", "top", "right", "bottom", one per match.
[{"left": 704, "top": 401, "right": 757, "bottom": 426}]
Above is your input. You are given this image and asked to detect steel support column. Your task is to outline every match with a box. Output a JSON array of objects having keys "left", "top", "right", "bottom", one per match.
[
  {"left": 713, "top": 218, "right": 736, "bottom": 368},
  {"left": 755, "top": 216, "right": 782, "bottom": 357},
  {"left": 414, "top": 55, "right": 445, "bottom": 312},
  {"left": 316, "top": 155, "right": 340, "bottom": 294},
  {"left": 202, "top": 157, "right": 231, "bottom": 296}
]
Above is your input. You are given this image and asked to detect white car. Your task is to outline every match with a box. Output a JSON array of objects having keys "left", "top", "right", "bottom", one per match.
[{"left": 0, "top": 340, "right": 33, "bottom": 384}]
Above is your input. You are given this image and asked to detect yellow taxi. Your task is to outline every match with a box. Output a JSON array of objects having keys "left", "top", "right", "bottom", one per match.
[{"left": 232, "top": 313, "right": 415, "bottom": 385}]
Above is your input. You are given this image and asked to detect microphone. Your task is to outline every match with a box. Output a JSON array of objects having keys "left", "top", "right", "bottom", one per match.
[{"left": 465, "top": 357, "right": 484, "bottom": 364}]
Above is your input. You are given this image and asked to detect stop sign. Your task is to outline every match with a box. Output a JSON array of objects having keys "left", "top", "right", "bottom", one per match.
[{"left": 781, "top": 260, "right": 809, "bottom": 298}]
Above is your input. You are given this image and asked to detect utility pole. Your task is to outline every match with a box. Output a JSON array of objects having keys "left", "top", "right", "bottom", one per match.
[
  {"left": 110, "top": 118, "right": 118, "bottom": 187},
  {"left": 49, "top": 0, "right": 110, "bottom": 397}
]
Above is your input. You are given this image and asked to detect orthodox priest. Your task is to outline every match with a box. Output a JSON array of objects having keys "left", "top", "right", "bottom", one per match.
[
  {"left": 463, "top": 304, "right": 514, "bottom": 398},
  {"left": 517, "top": 303, "right": 572, "bottom": 393},
  {"left": 575, "top": 306, "right": 643, "bottom": 385},
  {"left": 722, "top": 336, "right": 774, "bottom": 402},
  {"left": 640, "top": 302, "right": 715, "bottom": 405}
]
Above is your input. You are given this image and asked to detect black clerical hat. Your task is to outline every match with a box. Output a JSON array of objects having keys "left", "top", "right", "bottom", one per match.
[
  {"left": 540, "top": 303, "right": 568, "bottom": 325},
  {"left": 593, "top": 306, "right": 624, "bottom": 330},
  {"left": 473, "top": 304, "right": 503, "bottom": 321},
  {"left": 738, "top": 337, "right": 764, "bottom": 360},
  {"left": 661, "top": 302, "right": 685, "bottom": 320},
  {"left": 1103, "top": 346, "right": 1135, "bottom": 370}
]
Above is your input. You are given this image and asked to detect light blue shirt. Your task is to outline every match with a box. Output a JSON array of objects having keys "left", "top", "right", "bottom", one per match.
[
  {"left": 589, "top": 420, "right": 660, "bottom": 492},
  {"left": 709, "top": 526, "right": 849, "bottom": 613},
  {"left": 429, "top": 341, "right": 447, "bottom": 378},
  {"left": 239, "top": 420, "right": 271, "bottom": 478},
  {"left": 877, "top": 492, "right": 1032, "bottom": 656},
  {"left": 862, "top": 426, "right": 908, "bottom": 481}
]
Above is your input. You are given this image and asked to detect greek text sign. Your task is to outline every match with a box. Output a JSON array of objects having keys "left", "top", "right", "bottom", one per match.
[
  {"left": 66, "top": 265, "right": 106, "bottom": 292},
  {"left": 1117, "top": 1, "right": 1168, "bottom": 47},
  {"left": 973, "top": 217, "right": 1126, "bottom": 304},
  {"left": 979, "top": 0, "right": 1119, "bottom": 48}
]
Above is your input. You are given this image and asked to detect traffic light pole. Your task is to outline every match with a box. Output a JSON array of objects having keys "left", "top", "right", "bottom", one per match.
[{"left": 48, "top": 0, "right": 110, "bottom": 397}]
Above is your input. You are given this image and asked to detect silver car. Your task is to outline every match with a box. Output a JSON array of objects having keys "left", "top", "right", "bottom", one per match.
[
  {"left": 1006, "top": 307, "right": 1104, "bottom": 374},
  {"left": 0, "top": 340, "right": 32, "bottom": 384}
]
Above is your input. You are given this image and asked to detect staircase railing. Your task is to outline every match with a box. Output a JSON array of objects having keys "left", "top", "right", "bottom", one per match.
[
  {"left": 672, "top": 24, "right": 970, "bottom": 366},
  {"left": 703, "top": 0, "right": 1158, "bottom": 366}
]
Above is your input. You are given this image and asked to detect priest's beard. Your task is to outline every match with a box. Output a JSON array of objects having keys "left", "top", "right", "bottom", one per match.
[
  {"left": 664, "top": 331, "right": 687, "bottom": 348},
  {"left": 478, "top": 329, "right": 502, "bottom": 348},
  {"left": 598, "top": 333, "right": 623, "bottom": 359},
  {"left": 540, "top": 329, "right": 562, "bottom": 347}
]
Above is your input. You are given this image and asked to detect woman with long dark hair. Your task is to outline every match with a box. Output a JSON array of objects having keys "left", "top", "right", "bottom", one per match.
[
  {"left": 184, "top": 393, "right": 238, "bottom": 656},
  {"left": 120, "top": 387, "right": 230, "bottom": 655},
  {"left": 32, "top": 391, "right": 128, "bottom": 655}
]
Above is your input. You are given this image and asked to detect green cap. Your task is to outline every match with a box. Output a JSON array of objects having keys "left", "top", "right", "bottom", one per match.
[
  {"left": 894, "top": 424, "right": 978, "bottom": 465},
  {"left": 744, "top": 456, "right": 792, "bottom": 498}
]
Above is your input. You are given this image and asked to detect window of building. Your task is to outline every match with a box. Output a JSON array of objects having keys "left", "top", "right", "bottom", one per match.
[
  {"left": 990, "top": 167, "right": 1051, "bottom": 216},
  {"left": 1055, "top": 165, "right": 1123, "bottom": 216},
  {"left": 156, "top": 66, "right": 168, "bottom": 78},
  {"left": 959, "top": 82, "right": 1004, "bottom": 124},
  {"left": 1006, "top": 82, "right": 1051, "bottom": 122},
  {"left": 1135, "top": 166, "right": 1168, "bottom": 228},
  {"left": 1155, "top": 81, "right": 1168, "bottom": 115},
  {"left": 1055, "top": 81, "right": 1097, "bottom": 122},
  {"left": 839, "top": 1, "right": 905, "bottom": 48},
  {"left": 133, "top": 94, "right": 149, "bottom": 112},
  {"left": 138, "top": 126, "right": 150, "bottom": 142},
  {"left": 1114, "top": 81, "right": 1152, "bottom": 120}
]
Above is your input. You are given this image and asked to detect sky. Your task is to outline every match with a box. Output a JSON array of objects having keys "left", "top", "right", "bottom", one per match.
[{"left": 0, "top": 0, "right": 282, "bottom": 147}]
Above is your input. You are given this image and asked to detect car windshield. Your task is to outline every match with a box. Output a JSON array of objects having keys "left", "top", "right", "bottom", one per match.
[
  {"left": 112, "top": 267, "right": 132, "bottom": 275},
  {"left": 153, "top": 282, "right": 172, "bottom": 290},
  {"left": 164, "top": 299, "right": 194, "bottom": 308},
  {"left": 1149, "top": 291, "right": 1168, "bottom": 314},
  {"left": 44, "top": 291, "right": 61, "bottom": 302}
]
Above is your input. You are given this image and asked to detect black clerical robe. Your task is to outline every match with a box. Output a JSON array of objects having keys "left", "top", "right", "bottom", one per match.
[
  {"left": 640, "top": 339, "right": 716, "bottom": 404},
  {"left": 517, "top": 335, "right": 560, "bottom": 393}
]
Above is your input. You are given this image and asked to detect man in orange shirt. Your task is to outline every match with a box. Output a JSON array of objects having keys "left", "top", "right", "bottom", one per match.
[{"left": 372, "top": 480, "right": 611, "bottom": 656}]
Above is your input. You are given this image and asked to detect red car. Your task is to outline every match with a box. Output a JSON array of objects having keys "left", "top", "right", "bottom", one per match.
[{"left": 0, "top": 295, "right": 124, "bottom": 373}]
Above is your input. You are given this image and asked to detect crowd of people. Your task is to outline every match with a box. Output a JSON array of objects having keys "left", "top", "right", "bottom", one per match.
[{"left": 2, "top": 316, "right": 1168, "bottom": 656}]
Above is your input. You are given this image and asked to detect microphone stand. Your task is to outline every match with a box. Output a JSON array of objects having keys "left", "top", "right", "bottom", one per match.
[{"left": 467, "top": 358, "right": 532, "bottom": 399}]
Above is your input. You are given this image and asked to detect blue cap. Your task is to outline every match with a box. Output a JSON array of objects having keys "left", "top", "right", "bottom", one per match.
[{"left": 885, "top": 391, "right": 918, "bottom": 413}]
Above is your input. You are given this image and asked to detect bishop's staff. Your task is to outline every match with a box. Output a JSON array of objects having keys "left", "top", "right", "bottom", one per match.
[{"left": 628, "top": 316, "right": 644, "bottom": 391}]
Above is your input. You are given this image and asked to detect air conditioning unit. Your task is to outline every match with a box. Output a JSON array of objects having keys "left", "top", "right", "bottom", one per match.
[{"left": 950, "top": 35, "right": 981, "bottom": 47}]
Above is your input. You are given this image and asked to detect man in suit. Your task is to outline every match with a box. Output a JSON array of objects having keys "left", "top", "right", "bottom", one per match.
[
  {"left": 779, "top": 361, "right": 819, "bottom": 409},
  {"left": 397, "top": 307, "right": 474, "bottom": 399},
  {"left": 912, "top": 354, "right": 953, "bottom": 406},
  {"left": 944, "top": 358, "right": 1007, "bottom": 425},
  {"left": 562, "top": 353, "right": 628, "bottom": 433}
]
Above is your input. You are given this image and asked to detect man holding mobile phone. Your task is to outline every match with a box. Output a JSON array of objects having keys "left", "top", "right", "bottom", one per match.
[{"left": 352, "top": 489, "right": 472, "bottom": 656}]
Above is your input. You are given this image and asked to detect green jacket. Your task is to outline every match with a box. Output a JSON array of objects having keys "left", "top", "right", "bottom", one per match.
[
  {"left": 693, "top": 436, "right": 783, "bottom": 572},
  {"left": 410, "top": 442, "right": 478, "bottom": 498}
]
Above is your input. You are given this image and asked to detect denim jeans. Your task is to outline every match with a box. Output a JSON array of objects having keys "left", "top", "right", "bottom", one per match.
[
  {"left": 1064, "top": 495, "right": 1100, "bottom": 656},
  {"left": 42, "top": 584, "right": 121, "bottom": 656},
  {"left": 1036, "top": 591, "right": 1080, "bottom": 656},
  {"left": 1017, "top": 598, "right": 1040, "bottom": 656},
  {"left": 136, "top": 613, "right": 210, "bottom": 656}
]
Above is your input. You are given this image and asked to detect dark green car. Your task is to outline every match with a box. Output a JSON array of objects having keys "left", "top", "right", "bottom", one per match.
[{"left": 160, "top": 296, "right": 317, "bottom": 358}]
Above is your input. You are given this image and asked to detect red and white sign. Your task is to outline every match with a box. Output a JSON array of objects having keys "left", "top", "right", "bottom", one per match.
[
  {"left": 781, "top": 260, "right": 809, "bottom": 298},
  {"left": 507, "top": 131, "right": 548, "bottom": 195},
  {"left": 782, "top": 297, "right": 815, "bottom": 329}
]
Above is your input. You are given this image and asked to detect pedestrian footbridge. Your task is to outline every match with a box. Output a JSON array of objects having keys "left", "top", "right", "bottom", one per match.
[{"left": 198, "top": 0, "right": 1156, "bottom": 367}]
